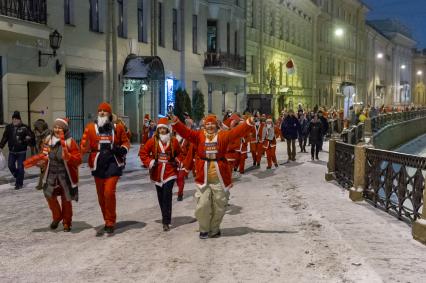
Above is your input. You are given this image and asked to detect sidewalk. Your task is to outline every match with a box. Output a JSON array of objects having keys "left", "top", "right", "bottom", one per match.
[{"left": 0, "top": 141, "right": 425, "bottom": 282}]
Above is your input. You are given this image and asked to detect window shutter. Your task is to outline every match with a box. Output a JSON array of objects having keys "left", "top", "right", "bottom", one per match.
[
  {"left": 99, "top": 0, "right": 105, "bottom": 32},
  {"left": 123, "top": 0, "right": 128, "bottom": 37}
]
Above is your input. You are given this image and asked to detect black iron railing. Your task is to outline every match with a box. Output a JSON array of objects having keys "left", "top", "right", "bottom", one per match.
[
  {"left": 364, "top": 148, "right": 425, "bottom": 222},
  {"left": 204, "top": 52, "right": 246, "bottom": 71},
  {"left": 371, "top": 109, "right": 426, "bottom": 133},
  {"left": 0, "top": 0, "right": 46, "bottom": 24},
  {"left": 335, "top": 141, "right": 355, "bottom": 189}
]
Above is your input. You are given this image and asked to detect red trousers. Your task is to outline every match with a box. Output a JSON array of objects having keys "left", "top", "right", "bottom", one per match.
[
  {"left": 234, "top": 153, "right": 247, "bottom": 173},
  {"left": 46, "top": 187, "right": 72, "bottom": 226},
  {"left": 250, "top": 142, "right": 264, "bottom": 164},
  {"left": 176, "top": 170, "right": 186, "bottom": 196},
  {"left": 265, "top": 146, "right": 278, "bottom": 168},
  {"left": 95, "top": 176, "right": 119, "bottom": 227}
]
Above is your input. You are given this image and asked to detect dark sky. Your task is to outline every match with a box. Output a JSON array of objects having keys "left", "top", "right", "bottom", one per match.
[{"left": 362, "top": 0, "right": 426, "bottom": 49}]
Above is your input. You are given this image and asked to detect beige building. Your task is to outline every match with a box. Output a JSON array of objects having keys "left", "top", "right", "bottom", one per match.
[
  {"left": 368, "top": 19, "right": 416, "bottom": 106},
  {"left": 365, "top": 23, "right": 394, "bottom": 107},
  {"left": 413, "top": 49, "right": 426, "bottom": 105},
  {"left": 314, "top": 0, "right": 369, "bottom": 110},
  {"left": 0, "top": 0, "right": 247, "bottom": 142},
  {"left": 246, "top": 0, "right": 319, "bottom": 117}
]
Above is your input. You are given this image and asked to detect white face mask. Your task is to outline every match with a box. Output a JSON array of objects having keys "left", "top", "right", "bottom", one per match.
[
  {"left": 159, "top": 133, "right": 170, "bottom": 143},
  {"left": 255, "top": 121, "right": 260, "bottom": 126},
  {"left": 266, "top": 124, "right": 272, "bottom": 129},
  {"left": 97, "top": 115, "right": 109, "bottom": 127}
]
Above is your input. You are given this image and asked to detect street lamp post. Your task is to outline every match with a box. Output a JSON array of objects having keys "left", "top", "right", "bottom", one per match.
[
  {"left": 234, "top": 86, "right": 239, "bottom": 112},
  {"left": 329, "top": 26, "right": 344, "bottom": 109}
]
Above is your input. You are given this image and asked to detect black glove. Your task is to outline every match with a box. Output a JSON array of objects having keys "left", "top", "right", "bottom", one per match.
[{"left": 113, "top": 146, "right": 127, "bottom": 157}]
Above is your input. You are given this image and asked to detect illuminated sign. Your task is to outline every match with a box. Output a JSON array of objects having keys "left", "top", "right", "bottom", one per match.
[{"left": 166, "top": 78, "right": 175, "bottom": 110}]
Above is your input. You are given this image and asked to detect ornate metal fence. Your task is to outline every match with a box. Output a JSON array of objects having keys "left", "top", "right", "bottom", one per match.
[
  {"left": 0, "top": 0, "right": 47, "bottom": 24},
  {"left": 371, "top": 109, "right": 426, "bottom": 133},
  {"left": 364, "top": 148, "right": 426, "bottom": 222},
  {"left": 335, "top": 142, "right": 355, "bottom": 189}
]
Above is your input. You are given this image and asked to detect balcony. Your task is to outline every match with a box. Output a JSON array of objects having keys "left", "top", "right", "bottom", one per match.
[
  {"left": 0, "top": 0, "right": 46, "bottom": 24},
  {"left": 203, "top": 52, "right": 247, "bottom": 78},
  {"left": 0, "top": 0, "right": 49, "bottom": 39}
]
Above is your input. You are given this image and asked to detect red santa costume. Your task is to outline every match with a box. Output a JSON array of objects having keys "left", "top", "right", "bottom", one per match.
[
  {"left": 139, "top": 118, "right": 182, "bottom": 230},
  {"left": 171, "top": 114, "right": 254, "bottom": 238},
  {"left": 262, "top": 116, "right": 279, "bottom": 169},
  {"left": 80, "top": 102, "right": 130, "bottom": 234},
  {"left": 249, "top": 118, "right": 265, "bottom": 167},
  {"left": 25, "top": 118, "right": 81, "bottom": 232}
]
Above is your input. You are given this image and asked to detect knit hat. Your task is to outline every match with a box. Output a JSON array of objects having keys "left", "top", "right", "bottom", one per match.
[
  {"left": 12, "top": 111, "right": 21, "bottom": 120},
  {"left": 53, "top": 117, "right": 69, "bottom": 131},
  {"left": 98, "top": 102, "right": 112, "bottom": 114},
  {"left": 156, "top": 117, "right": 170, "bottom": 130},
  {"left": 204, "top": 115, "right": 218, "bottom": 125}
]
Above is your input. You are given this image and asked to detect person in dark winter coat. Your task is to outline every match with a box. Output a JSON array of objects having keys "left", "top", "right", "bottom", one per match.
[
  {"left": 298, "top": 113, "right": 309, "bottom": 153},
  {"left": 0, "top": 111, "right": 35, "bottom": 189},
  {"left": 308, "top": 114, "right": 324, "bottom": 160},
  {"left": 317, "top": 110, "right": 329, "bottom": 151},
  {"left": 281, "top": 109, "right": 301, "bottom": 161}
]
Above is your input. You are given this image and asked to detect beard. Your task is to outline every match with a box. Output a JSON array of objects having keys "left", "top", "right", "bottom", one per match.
[
  {"left": 159, "top": 133, "right": 170, "bottom": 144},
  {"left": 97, "top": 115, "right": 109, "bottom": 127},
  {"left": 266, "top": 124, "right": 272, "bottom": 129}
]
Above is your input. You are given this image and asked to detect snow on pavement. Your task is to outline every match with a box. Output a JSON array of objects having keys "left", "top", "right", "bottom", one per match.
[{"left": 0, "top": 142, "right": 425, "bottom": 282}]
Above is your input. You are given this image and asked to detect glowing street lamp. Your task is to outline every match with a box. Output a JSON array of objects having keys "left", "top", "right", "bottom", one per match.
[
  {"left": 376, "top": 53, "right": 383, "bottom": 59},
  {"left": 417, "top": 70, "right": 423, "bottom": 76},
  {"left": 335, "top": 28, "right": 344, "bottom": 37},
  {"left": 401, "top": 64, "right": 406, "bottom": 69}
]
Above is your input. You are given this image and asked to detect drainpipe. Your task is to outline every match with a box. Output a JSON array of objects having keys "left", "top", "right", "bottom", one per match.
[
  {"left": 112, "top": 0, "right": 118, "bottom": 113},
  {"left": 105, "top": 0, "right": 111, "bottom": 103},
  {"left": 180, "top": 0, "right": 186, "bottom": 89}
]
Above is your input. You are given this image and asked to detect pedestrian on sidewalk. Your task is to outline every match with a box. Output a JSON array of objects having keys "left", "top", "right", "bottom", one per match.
[
  {"left": 139, "top": 118, "right": 182, "bottom": 231},
  {"left": 0, "top": 111, "right": 35, "bottom": 190},
  {"left": 308, "top": 114, "right": 324, "bottom": 161},
  {"left": 298, "top": 113, "right": 309, "bottom": 153},
  {"left": 261, "top": 116, "right": 278, "bottom": 169},
  {"left": 170, "top": 113, "right": 255, "bottom": 239},
  {"left": 80, "top": 102, "right": 130, "bottom": 235},
  {"left": 27, "top": 118, "right": 82, "bottom": 232},
  {"left": 226, "top": 114, "right": 244, "bottom": 178},
  {"left": 318, "top": 110, "right": 329, "bottom": 151},
  {"left": 235, "top": 118, "right": 250, "bottom": 174},
  {"left": 281, "top": 109, "right": 301, "bottom": 162},
  {"left": 33, "top": 119, "right": 51, "bottom": 190}
]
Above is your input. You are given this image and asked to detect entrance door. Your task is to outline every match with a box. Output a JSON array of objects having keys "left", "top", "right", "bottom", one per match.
[{"left": 65, "top": 72, "right": 84, "bottom": 143}]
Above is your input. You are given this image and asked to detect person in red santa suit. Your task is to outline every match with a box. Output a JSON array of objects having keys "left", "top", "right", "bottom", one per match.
[
  {"left": 139, "top": 118, "right": 181, "bottom": 231},
  {"left": 249, "top": 111, "right": 264, "bottom": 168},
  {"left": 262, "top": 116, "right": 279, "bottom": 169},
  {"left": 170, "top": 113, "right": 254, "bottom": 239},
  {"left": 235, "top": 118, "right": 250, "bottom": 174},
  {"left": 25, "top": 118, "right": 82, "bottom": 232},
  {"left": 225, "top": 113, "right": 243, "bottom": 178},
  {"left": 80, "top": 102, "right": 130, "bottom": 234},
  {"left": 175, "top": 118, "right": 193, "bottom": 201}
]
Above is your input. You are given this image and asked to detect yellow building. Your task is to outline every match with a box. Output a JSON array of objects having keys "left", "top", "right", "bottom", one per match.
[
  {"left": 413, "top": 50, "right": 426, "bottom": 106},
  {"left": 246, "top": 0, "right": 320, "bottom": 117}
]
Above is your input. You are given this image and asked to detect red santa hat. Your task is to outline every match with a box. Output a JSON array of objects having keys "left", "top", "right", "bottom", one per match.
[
  {"left": 53, "top": 117, "right": 69, "bottom": 131},
  {"left": 204, "top": 115, "right": 218, "bottom": 125},
  {"left": 156, "top": 117, "right": 170, "bottom": 131},
  {"left": 98, "top": 102, "right": 112, "bottom": 114},
  {"left": 266, "top": 115, "right": 273, "bottom": 123},
  {"left": 144, "top": 114, "right": 150, "bottom": 121}
]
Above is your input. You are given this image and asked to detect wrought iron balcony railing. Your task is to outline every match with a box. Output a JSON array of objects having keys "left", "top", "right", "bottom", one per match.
[
  {"left": 204, "top": 52, "right": 246, "bottom": 72},
  {"left": 0, "top": 0, "right": 47, "bottom": 24}
]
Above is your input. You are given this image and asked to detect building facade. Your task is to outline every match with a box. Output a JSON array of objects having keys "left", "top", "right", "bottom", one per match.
[
  {"left": 314, "top": 0, "right": 368, "bottom": 110},
  {"left": 368, "top": 19, "right": 416, "bottom": 106},
  {"left": 0, "top": 0, "right": 247, "bottom": 142},
  {"left": 365, "top": 23, "right": 394, "bottom": 107},
  {"left": 245, "top": 0, "right": 319, "bottom": 117}
]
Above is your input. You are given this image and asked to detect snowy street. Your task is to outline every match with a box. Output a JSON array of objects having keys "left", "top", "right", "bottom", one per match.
[{"left": 0, "top": 141, "right": 425, "bottom": 283}]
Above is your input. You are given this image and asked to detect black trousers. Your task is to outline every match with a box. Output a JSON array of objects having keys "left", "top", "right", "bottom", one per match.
[
  {"left": 156, "top": 179, "right": 175, "bottom": 225},
  {"left": 311, "top": 141, "right": 321, "bottom": 158},
  {"left": 298, "top": 136, "right": 307, "bottom": 151}
]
